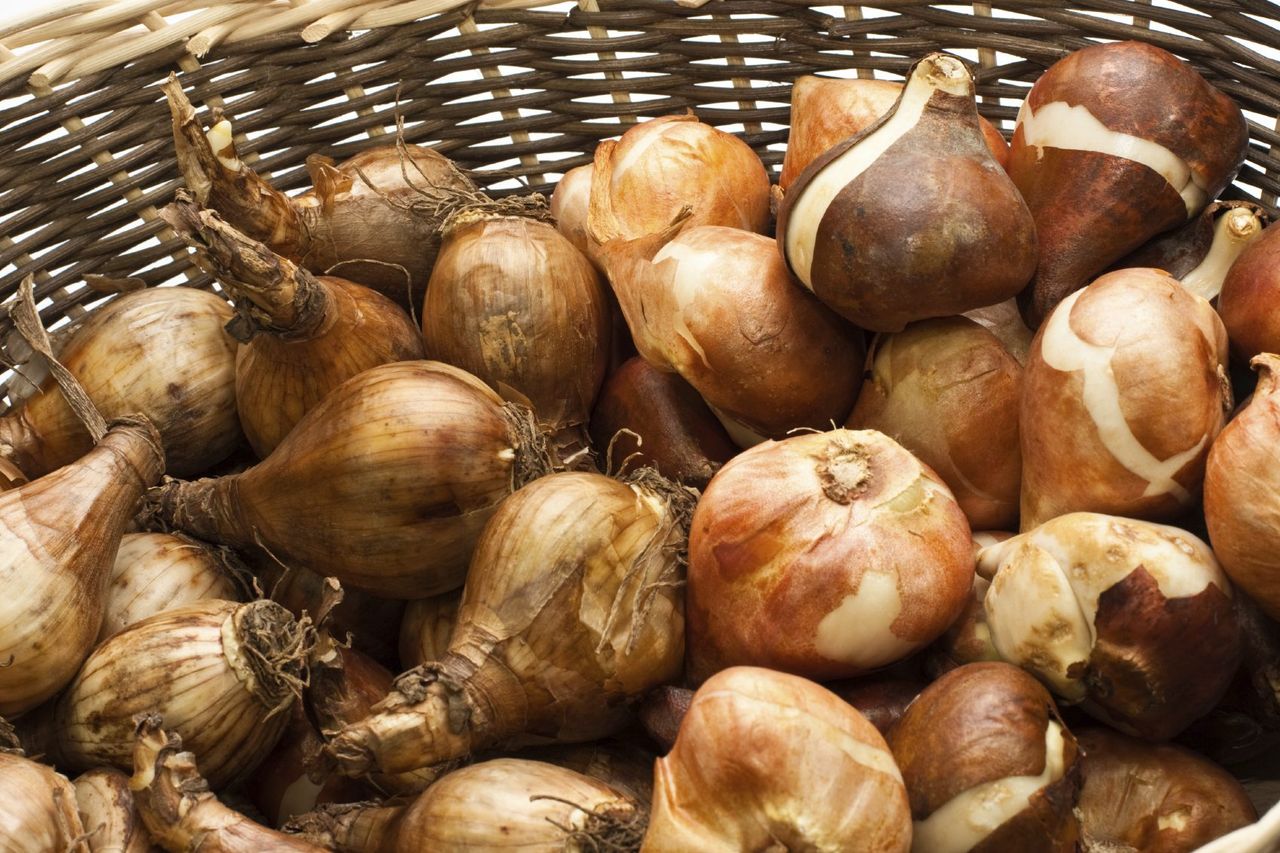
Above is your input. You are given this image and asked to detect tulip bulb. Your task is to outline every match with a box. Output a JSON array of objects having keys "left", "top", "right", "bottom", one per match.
[
  {"left": 0, "top": 735, "right": 88, "bottom": 850},
  {"left": 147, "top": 361, "right": 559, "bottom": 599},
  {"left": 778, "top": 53, "right": 1037, "bottom": 332},
  {"left": 550, "top": 163, "right": 595, "bottom": 261},
  {"left": 1218, "top": 223, "right": 1280, "bottom": 361},
  {"left": 1020, "top": 268, "right": 1229, "bottom": 529},
  {"left": 1009, "top": 41, "right": 1248, "bottom": 326},
  {"left": 0, "top": 286, "right": 239, "bottom": 478},
  {"left": 601, "top": 225, "right": 865, "bottom": 442},
  {"left": 1205, "top": 354, "right": 1280, "bottom": 620},
  {"left": 889, "top": 662, "right": 1081, "bottom": 853},
  {"left": 162, "top": 196, "right": 426, "bottom": 457},
  {"left": 131, "top": 717, "right": 325, "bottom": 851},
  {"left": 644, "top": 666, "right": 912, "bottom": 852},
  {"left": 99, "top": 532, "right": 243, "bottom": 643},
  {"left": 1111, "top": 200, "right": 1268, "bottom": 302},
  {"left": 687, "top": 429, "right": 974, "bottom": 683},
  {"left": 979, "top": 513, "right": 1240, "bottom": 740},
  {"left": 398, "top": 589, "right": 460, "bottom": 669},
  {"left": 1076, "top": 728, "right": 1255, "bottom": 852},
  {"left": 780, "top": 74, "right": 1009, "bottom": 190},
  {"left": 589, "top": 356, "right": 738, "bottom": 488},
  {"left": 328, "top": 469, "right": 691, "bottom": 777},
  {"left": 49, "top": 599, "right": 311, "bottom": 788},
  {"left": 422, "top": 212, "right": 611, "bottom": 453},
  {"left": 963, "top": 299, "right": 1034, "bottom": 365},
  {"left": 849, "top": 317, "right": 1023, "bottom": 530},
  {"left": 588, "top": 114, "right": 770, "bottom": 245},
  {"left": 165, "top": 76, "right": 479, "bottom": 309}
]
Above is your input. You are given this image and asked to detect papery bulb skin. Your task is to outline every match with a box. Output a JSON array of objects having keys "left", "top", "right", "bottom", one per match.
[
  {"left": 1218, "top": 224, "right": 1280, "bottom": 361},
  {"left": 686, "top": 429, "right": 974, "bottom": 683},
  {"left": 848, "top": 317, "right": 1022, "bottom": 530},
  {"left": 1075, "top": 728, "right": 1255, "bottom": 852},
  {"left": 398, "top": 589, "right": 460, "bottom": 669},
  {"left": 889, "top": 662, "right": 1081, "bottom": 853},
  {"left": 130, "top": 718, "right": 326, "bottom": 851},
  {"left": 73, "top": 768, "right": 154, "bottom": 853},
  {"left": 601, "top": 225, "right": 864, "bottom": 442},
  {"left": 780, "top": 75, "right": 1009, "bottom": 190},
  {"left": 166, "top": 77, "right": 477, "bottom": 310},
  {"left": 0, "top": 745, "right": 87, "bottom": 850},
  {"left": 550, "top": 164, "right": 596, "bottom": 261},
  {"left": 0, "top": 287, "right": 239, "bottom": 478},
  {"left": 98, "top": 531, "right": 242, "bottom": 643},
  {"left": 1019, "top": 268, "right": 1229, "bottom": 529},
  {"left": 53, "top": 599, "right": 309, "bottom": 788},
  {"left": 149, "top": 361, "right": 552, "bottom": 599},
  {"left": 1008, "top": 41, "right": 1248, "bottom": 327},
  {"left": 1111, "top": 200, "right": 1267, "bottom": 303},
  {"left": 979, "top": 513, "right": 1240, "bottom": 740},
  {"left": 963, "top": 298, "right": 1034, "bottom": 365},
  {"left": 1205, "top": 354, "right": 1280, "bottom": 620},
  {"left": 0, "top": 417, "right": 164, "bottom": 715},
  {"left": 327, "top": 470, "right": 689, "bottom": 777},
  {"left": 643, "top": 666, "right": 912, "bottom": 852},
  {"left": 588, "top": 114, "right": 770, "bottom": 245},
  {"left": 778, "top": 53, "right": 1037, "bottom": 332},
  {"left": 393, "top": 759, "right": 643, "bottom": 852},
  {"left": 589, "top": 356, "right": 737, "bottom": 488},
  {"left": 422, "top": 214, "right": 611, "bottom": 443}
]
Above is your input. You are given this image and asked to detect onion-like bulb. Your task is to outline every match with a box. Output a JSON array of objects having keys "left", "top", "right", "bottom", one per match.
[
  {"left": 0, "top": 415, "right": 164, "bottom": 715},
  {"left": 1205, "top": 354, "right": 1280, "bottom": 621},
  {"left": 0, "top": 726, "right": 88, "bottom": 851},
  {"left": 131, "top": 717, "right": 325, "bottom": 851},
  {"left": 146, "top": 361, "right": 559, "bottom": 599},
  {"left": 99, "top": 532, "right": 243, "bottom": 644},
  {"left": 292, "top": 759, "right": 644, "bottom": 853},
  {"left": 398, "top": 589, "right": 461, "bottom": 669},
  {"left": 422, "top": 212, "right": 610, "bottom": 456},
  {"left": 645, "top": 666, "right": 911, "bottom": 851},
  {"left": 165, "top": 76, "right": 479, "bottom": 309},
  {"left": 0, "top": 286, "right": 238, "bottom": 478},
  {"left": 550, "top": 164, "right": 595, "bottom": 261},
  {"left": 848, "top": 317, "right": 1023, "bottom": 530},
  {"left": 161, "top": 196, "right": 426, "bottom": 457},
  {"left": 328, "top": 469, "right": 692, "bottom": 777},
  {"left": 779, "top": 75, "right": 1010, "bottom": 189},
  {"left": 48, "top": 599, "right": 310, "bottom": 788},
  {"left": 686, "top": 429, "right": 974, "bottom": 682},
  {"left": 600, "top": 224, "right": 865, "bottom": 443},
  {"left": 588, "top": 114, "right": 770, "bottom": 245},
  {"left": 73, "top": 768, "right": 153, "bottom": 853}
]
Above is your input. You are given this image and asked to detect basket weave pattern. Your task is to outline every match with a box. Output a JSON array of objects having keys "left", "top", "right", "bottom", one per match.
[{"left": 2, "top": 1, "right": 1280, "bottom": 380}]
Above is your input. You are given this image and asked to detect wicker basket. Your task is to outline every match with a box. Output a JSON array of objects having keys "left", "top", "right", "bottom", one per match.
[{"left": 2, "top": 1, "right": 1279, "bottom": 848}]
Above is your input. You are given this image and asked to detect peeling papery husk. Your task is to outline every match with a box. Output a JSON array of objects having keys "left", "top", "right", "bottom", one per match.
[
  {"left": 889, "top": 662, "right": 1081, "bottom": 853},
  {"left": 283, "top": 801, "right": 406, "bottom": 852},
  {"left": 600, "top": 223, "right": 865, "bottom": 441},
  {"left": 0, "top": 744, "right": 89, "bottom": 851},
  {"left": 73, "top": 768, "right": 153, "bottom": 853},
  {"left": 164, "top": 74, "right": 480, "bottom": 309},
  {"left": 130, "top": 715, "right": 325, "bottom": 852},
  {"left": 644, "top": 666, "right": 911, "bottom": 852},
  {"left": 49, "top": 599, "right": 311, "bottom": 789},
  {"left": 587, "top": 113, "right": 770, "bottom": 247},
  {"left": 1075, "top": 728, "right": 1255, "bottom": 852},
  {"left": 1019, "top": 268, "right": 1230, "bottom": 530},
  {"left": 979, "top": 513, "right": 1241, "bottom": 740},
  {"left": 1205, "top": 353, "right": 1280, "bottom": 621},
  {"left": 143, "top": 361, "right": 560, "bottom": 599},
  {"left": 327, "top": 468, "right": 690, "bottom": 777}
]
